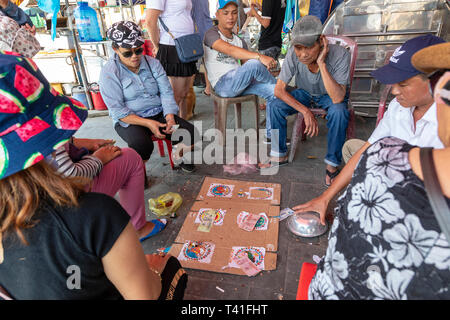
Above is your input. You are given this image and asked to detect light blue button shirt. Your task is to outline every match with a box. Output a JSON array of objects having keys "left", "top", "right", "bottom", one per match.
[{"left": 99, "top": 53, "right": 179, "bottom": 127}]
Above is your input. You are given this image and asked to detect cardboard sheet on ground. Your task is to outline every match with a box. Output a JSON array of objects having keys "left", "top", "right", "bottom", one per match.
[
  {"left": 196, "top": 177, "right": 282, "bottom": 205},
  {"left": 171, "top": 176, "right": 281, "bottom": 275},
  {"left": 175, "top": 200, "right": 279, "bottom": 251}
]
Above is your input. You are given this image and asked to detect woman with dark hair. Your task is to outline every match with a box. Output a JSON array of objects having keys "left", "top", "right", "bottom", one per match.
[
  {"left": 100, "top": 21, "right": 197, "bottom": 173},
  {"left": 0, "top": 53, "right": 186, "bottom": 299}
]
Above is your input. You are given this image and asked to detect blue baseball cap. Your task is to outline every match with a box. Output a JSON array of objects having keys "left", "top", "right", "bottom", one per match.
[
  {"left": 218, "top": 0, "right": 238, "bottom": 9},
  {"left": 371, "top": 34, "right": 445, "bottom": 84}
]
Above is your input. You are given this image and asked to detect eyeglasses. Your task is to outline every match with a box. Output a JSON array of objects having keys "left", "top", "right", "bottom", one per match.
[{"left": 119, "top": 47, "right": 144, "bottom": 58}]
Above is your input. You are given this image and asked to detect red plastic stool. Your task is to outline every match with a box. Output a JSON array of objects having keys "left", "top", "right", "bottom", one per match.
[
  {"left": 151, "top": 136, "right": 174, "bottom": 170},
  {"left": 296, "top": 262, "right": 317, "bottom": 300}
]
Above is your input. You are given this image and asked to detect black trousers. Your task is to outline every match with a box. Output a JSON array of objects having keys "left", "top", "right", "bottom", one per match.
[{"left": 114, "top": 112, "right": 196, "bottom": 161}]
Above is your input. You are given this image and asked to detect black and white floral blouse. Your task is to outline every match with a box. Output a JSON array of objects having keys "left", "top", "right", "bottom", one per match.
[{"left": 309, "top": 137, "right": 450, "bottom": 299}]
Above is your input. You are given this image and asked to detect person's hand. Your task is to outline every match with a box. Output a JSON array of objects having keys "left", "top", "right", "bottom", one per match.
[
  {"left": 146, "top": 119, "right": 166, "bottom": 139},
  {"left": 146, "top": 253, "right": 171, "bottom": 274},
  {"left": 259, "top": 54, "right": 277, "bottom": 71},
  {"left": 74, "top": 138, "right": 115, "bottom": 152},
  {"left": 92, "top": 145, "right": 122, "bottom": 165},
  {"left": 248, "top": 4, "right": 258, "bottom": 17},
  {"left": 317, "top": 37, "right": 329, "bottom": 67},
  {"left": 163, "top": 117, "right": 177, "bottom": 134},
  {"left": 293, "top": 195, "right": 329, "bottom": 225},
  {"left": 152, "top": 45, "right": 159, "bottom": 57},
  {"left": 22, "top": 24, "right": 36, "bottom": 35},
  {"left": 302, "top": 109, "right": 319, "bottom": 137}
]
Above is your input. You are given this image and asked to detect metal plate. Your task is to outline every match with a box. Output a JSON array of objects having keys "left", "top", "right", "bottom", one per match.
[{"left": 287, "top": 211, "right": 328, "bottom": 238}]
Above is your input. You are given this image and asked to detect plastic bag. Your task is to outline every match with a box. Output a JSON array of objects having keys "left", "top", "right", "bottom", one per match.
[
  {"left": 223, "top": 152, "right": 258, "bottom": 175},
  {"left": 148, "top": 192, "right": 182, "bottom": 217},
  {"left": 37, "top": 0, "right": 60, "bottom": 40}
]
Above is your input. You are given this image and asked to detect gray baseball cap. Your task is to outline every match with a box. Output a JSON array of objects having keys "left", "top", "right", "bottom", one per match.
[{"left": 291, "top": 15, "right": 323, "bottom": 47}]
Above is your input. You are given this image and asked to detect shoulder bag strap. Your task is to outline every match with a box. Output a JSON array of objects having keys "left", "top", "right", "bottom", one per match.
[
  {"left": 158, "top": 17, "right": 176, "bottom": 40},
  {"left": 420, "top": 147, "right": 450, "bottom": 244}
]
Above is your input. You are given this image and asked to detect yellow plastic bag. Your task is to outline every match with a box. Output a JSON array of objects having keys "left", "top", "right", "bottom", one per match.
[{"left": 148, "top": 192, "right": 183, "bottom": 217}]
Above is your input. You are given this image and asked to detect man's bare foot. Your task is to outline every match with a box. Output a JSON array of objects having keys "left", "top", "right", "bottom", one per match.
[{"left": 137, "top": 221, "right": 155, "bottom": 239}]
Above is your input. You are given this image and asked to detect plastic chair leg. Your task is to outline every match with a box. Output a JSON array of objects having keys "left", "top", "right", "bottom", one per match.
[
  {"left": 214, "top": 99, "right": 228, "bottom": 146},
  {"left": 165, "top": 139, "right": 175, "bottom": 170},
  {"left": 234, "top": 103, "right": 242, "bottom": 129},
  {"left": 157, "top": 139, "right": 165, "bottom": 157}
]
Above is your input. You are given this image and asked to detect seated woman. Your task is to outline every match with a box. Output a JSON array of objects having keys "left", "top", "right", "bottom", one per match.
[
  {"left": 47, "top": 136, "right": 166, "bottom": 242},
  {"left": 99, "top": 21, "right": 197, "bottom": 173},
  {"left": 306, "top": 42, "right": 450, "bottom": 299},
  {"left": 0, "top": 53, "right": 187, "bottom": 299}
]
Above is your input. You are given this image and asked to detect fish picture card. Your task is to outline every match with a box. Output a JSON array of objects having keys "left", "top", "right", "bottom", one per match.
[
  {"left": 206, "top": 183, "right": 234, "bottom": 198},
  {"left": 196, "top": 177, "right": 281, "bottom": 205},
  {"left": 178, "top": 241, "right": 215, "bottom": 264},
  {"left": 195, "top": 208, "right": 226, "bottom": 226}
]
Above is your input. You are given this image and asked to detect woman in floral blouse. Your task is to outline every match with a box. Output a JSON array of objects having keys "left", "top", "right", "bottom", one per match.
[{"left": 309, "top": 42, "right": 450, "bottom": 300}]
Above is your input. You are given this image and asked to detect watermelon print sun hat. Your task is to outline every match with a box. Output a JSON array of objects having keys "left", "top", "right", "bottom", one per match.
[{"left": 0, "top": 52, "right": 88, "bottom": 179}]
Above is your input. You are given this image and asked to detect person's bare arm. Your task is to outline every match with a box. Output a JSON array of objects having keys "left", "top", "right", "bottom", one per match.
[
  {"left": 247, "top": 5, "right": 270, "bottom": 29},
  {"left": 317, "top": 37, "right": 346, "bottom": 104},
  {"left": 102, "top": 222, "right": 161, "bottom": 299},
  {"left": 293, "top": 141, "right": 371, "bottom": 224},
  {"left": 274, "top": 79, "right": 319, "bottom": 137},
  {"left": 211, "top": 39, "right": 276, "bottom": 70},
  {"left": 144, "top": 9, "right": 162, "bottom": 56}
]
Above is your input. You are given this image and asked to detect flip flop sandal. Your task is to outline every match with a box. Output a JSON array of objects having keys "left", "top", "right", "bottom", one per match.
[
  {"left": 257, "top": 159, "right": 289, "bottom": 170},
  {"left": 325, "top": 168, "right": 340, "bottom": 187},
  {"left": 202, "top": 89, "right": 211, "bottom": 96},
  {"left": 139, "top": 219, "right": 167, "bottom": 242}
]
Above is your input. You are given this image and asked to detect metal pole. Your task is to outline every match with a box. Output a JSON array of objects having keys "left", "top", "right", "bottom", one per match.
[{"left": 65, "top": 0, "right": 94, "bottom": 110}]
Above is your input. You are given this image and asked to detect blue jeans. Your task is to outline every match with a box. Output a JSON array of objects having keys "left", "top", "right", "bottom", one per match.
[
  {"left": 269, "top": 89, "right": 349, "bottom": 167},
  {"left": 214, "top": 59, "right": 277, "bottom": 137}
]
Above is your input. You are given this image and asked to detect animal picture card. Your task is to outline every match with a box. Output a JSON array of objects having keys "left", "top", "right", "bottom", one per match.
[
  {"left": 195, "top": 208, "right": 227, "bottom": 226},
  {"left": 229, "top": 246, "right": 266, "bottom": 270},
  {"left": 178, "top": 241, "right": 215, "bottom": 264},
  {"left": 206, "top": 183, "right": 234, "bottom": 198},
  {"left": 237, "top": 211, "right": 269, "bottom": 231}
]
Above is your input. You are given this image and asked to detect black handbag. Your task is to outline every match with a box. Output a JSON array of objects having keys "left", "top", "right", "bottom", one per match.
[
  {"left": 158, "top": 17, "right": 204, "bottom": 63},
  {"left": 420, "top": 147, "right": 450, "bottom": 244}
]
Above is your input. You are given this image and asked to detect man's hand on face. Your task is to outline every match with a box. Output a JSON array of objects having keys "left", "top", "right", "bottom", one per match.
[{"left": 317, "top": 36, "right": 329, "bottom": 66}]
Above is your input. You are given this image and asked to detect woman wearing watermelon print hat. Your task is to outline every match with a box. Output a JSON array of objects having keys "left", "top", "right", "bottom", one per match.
[{"left": 0, "top": 53, "right": 187, "bottom": 299}]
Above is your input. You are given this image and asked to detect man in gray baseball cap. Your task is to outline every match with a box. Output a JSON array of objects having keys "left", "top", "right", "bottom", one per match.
[{"left": 263, "top": 15, "right": 350, "bottom": 187}]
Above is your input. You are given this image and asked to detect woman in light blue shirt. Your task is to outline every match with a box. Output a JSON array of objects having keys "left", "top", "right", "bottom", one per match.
[{"left": 99, "top": 21, "right": 196, "bottom": 173}]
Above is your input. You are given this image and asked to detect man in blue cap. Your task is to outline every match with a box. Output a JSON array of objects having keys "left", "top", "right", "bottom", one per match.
[{"left": 292, "top": 34, "right": 446, "bottom": 225}]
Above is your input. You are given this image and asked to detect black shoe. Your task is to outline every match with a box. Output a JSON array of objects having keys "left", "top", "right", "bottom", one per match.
[{"left": 179, "top": 162, "right": 195, "bottom": 173}]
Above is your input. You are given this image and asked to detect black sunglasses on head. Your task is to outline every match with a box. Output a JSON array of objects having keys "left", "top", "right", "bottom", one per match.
[{"left": 120, "top": 47, "right": 144, "bottom": 58}]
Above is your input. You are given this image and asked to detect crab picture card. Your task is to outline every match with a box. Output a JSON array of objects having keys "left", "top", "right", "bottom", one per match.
[
  {"left": 175, "top": 200, "right": 279, "bottom": 252},
  {"left": 196, "top": 177, "right": 281, "bottom": 205},
  {"left": 169, "top": 242, "right": 277, "bottom": 275}
]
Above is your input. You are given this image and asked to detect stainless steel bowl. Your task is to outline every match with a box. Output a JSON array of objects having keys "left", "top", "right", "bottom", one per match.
[{"left": 287, "top": 211, "right": 328, "bottom": 238}]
